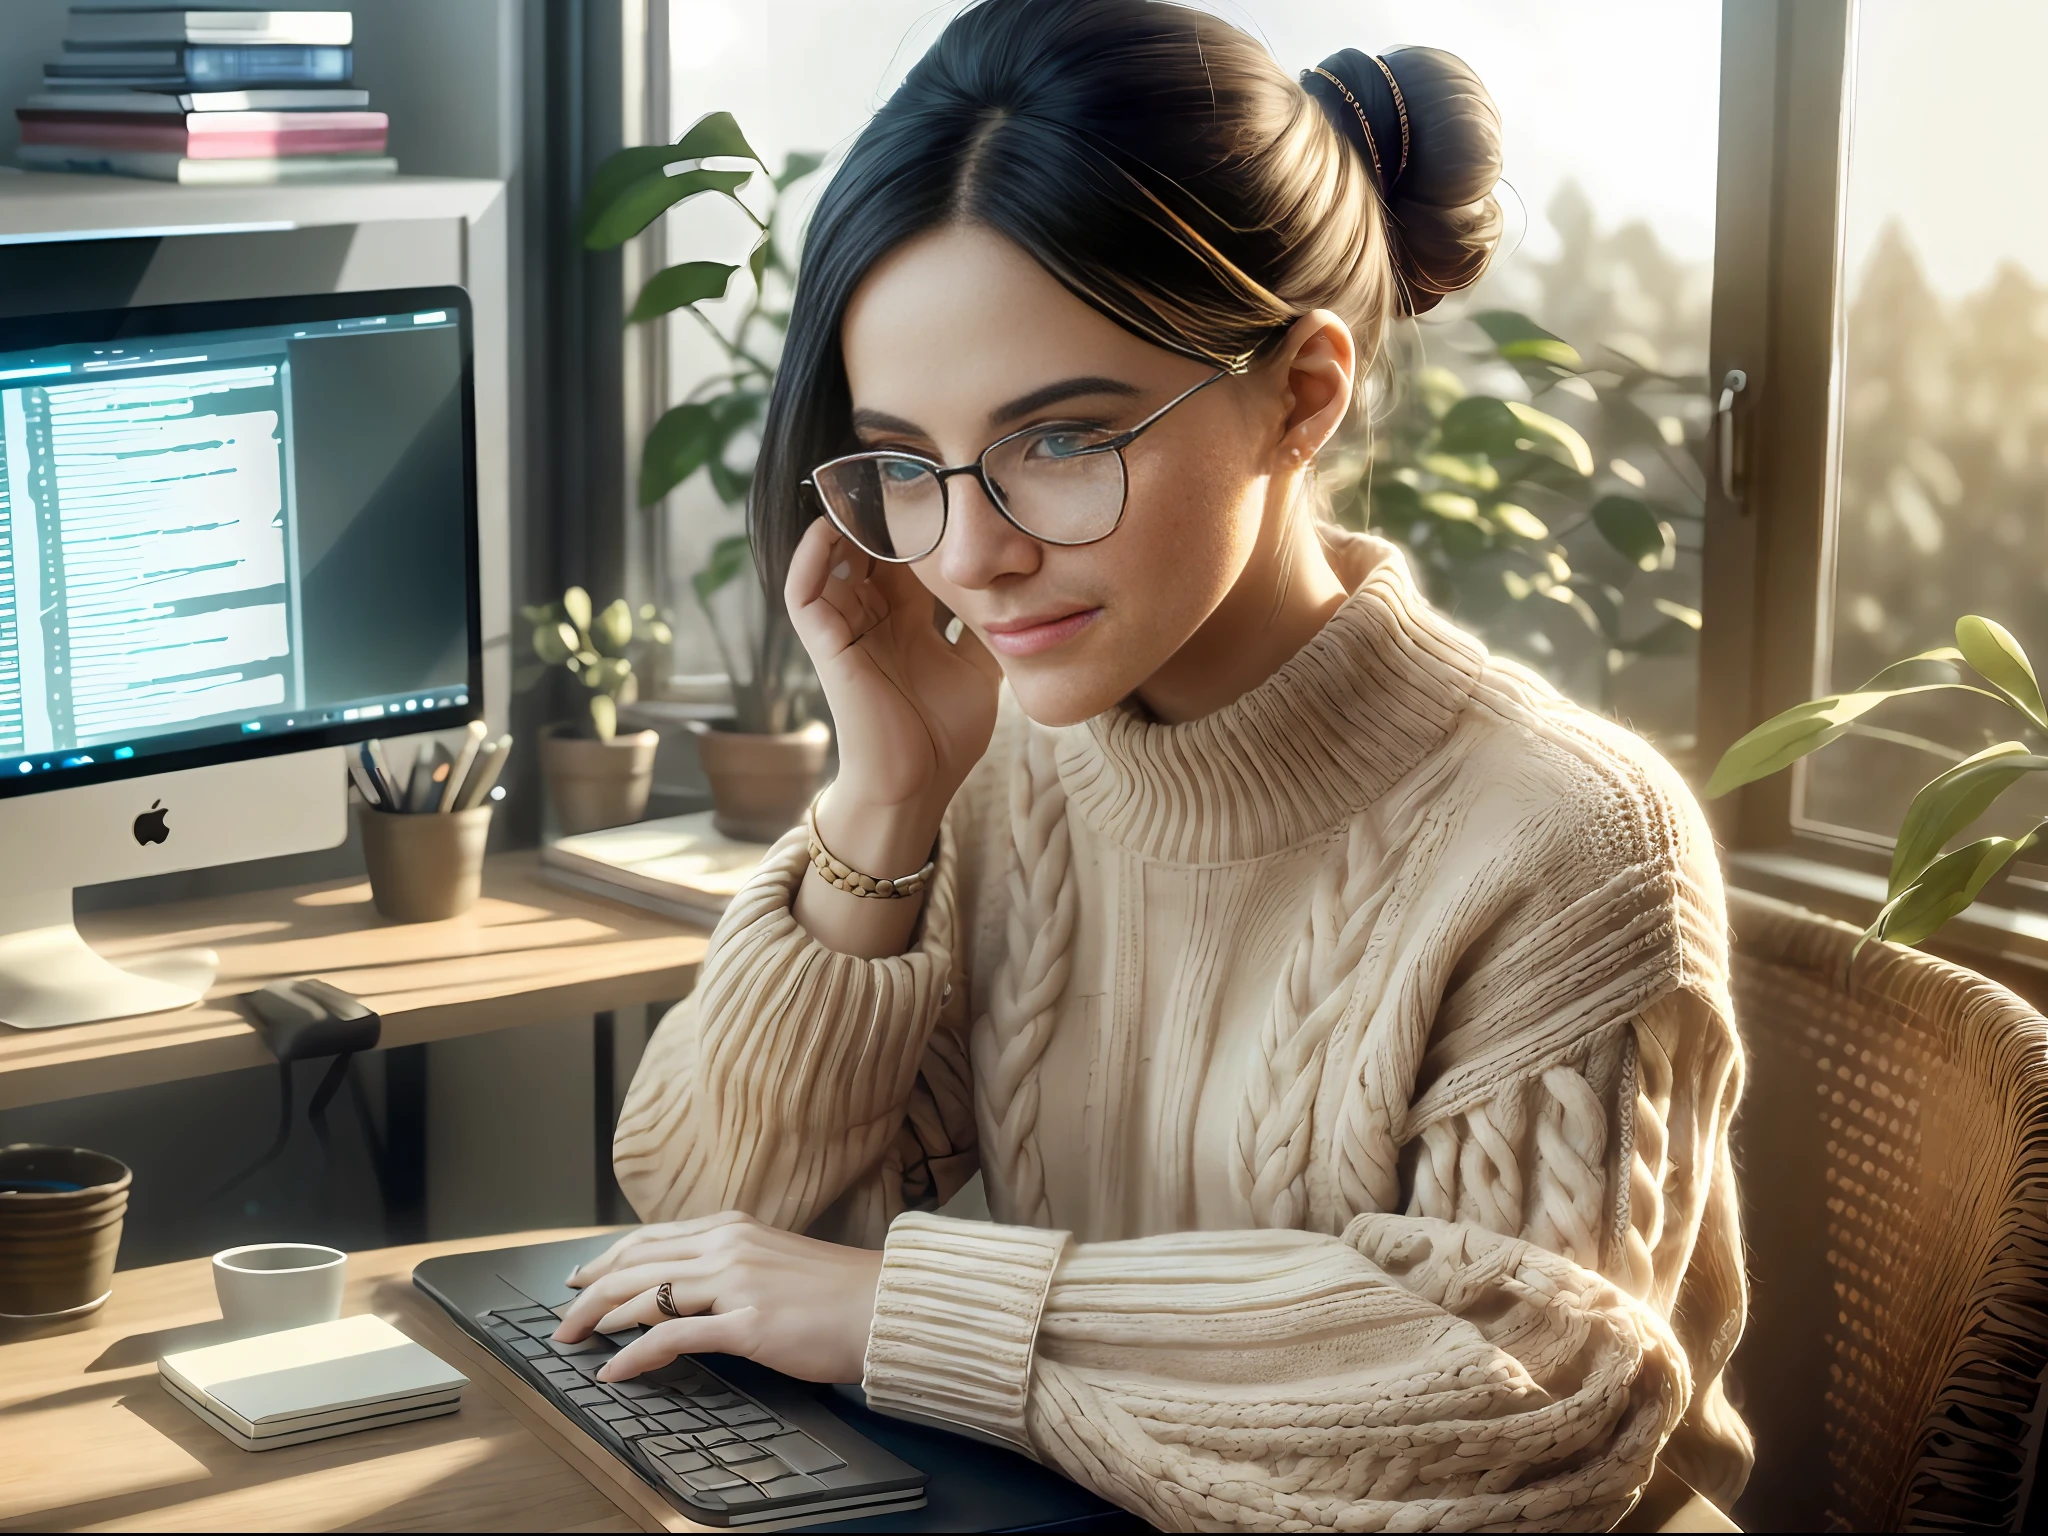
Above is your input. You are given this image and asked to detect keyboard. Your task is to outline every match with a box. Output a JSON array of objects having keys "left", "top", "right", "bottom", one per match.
[{"left": 477, "top": 1303, "right": 926, "bottom": 1528}]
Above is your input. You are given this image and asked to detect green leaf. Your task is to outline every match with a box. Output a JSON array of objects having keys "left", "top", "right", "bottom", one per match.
[
  {"left": 1956, "top": 615, "right": 2048, "bottom": 728},
  {"left": 1504, "top": 401, "right": 1595, "bottom": 476},
  {"left": 1654, "top": 597, "right": 1702, "bottom": 629},
  {"left": 1591, "top": 494, "right": 1667, "bottom": 566},
  {"left": 1437, "top": 396, "right": 1522, "bottom": 458},
  {"left": 1421, "top": 490, "right": 1480, "bottom": 523},
  {"left": 1414, "top": 365, "right": 1465, "bottom": 419},
  {"left": 639, "top": 402, "right": 720, "bottom": 505},
  {"left": 705, "top": 457, "right": 753, "bottom": 505},
  {"left": 748, "top": 235, "right": 772, "bottom": 290},
  {"left": 589, "top": 692, "right": 617, "bottom": 743},
  {"left": 693, "top": 533, "right": 754, "bottom": 606},
  {"left": 1703, "top": 683, "right": 1978, "bottom": 799},
  {"left": 532, "top": 621, "right": 572, "bottom": 665},
  {"left": 1471, "top": 310, "right": 1585, "bottom": 372},
  {"left": 592, "top": 598, "right": 635, "bottom": 656},
  {"left": 1417, "top": 452, "right": 1499, "bottom": 491},
  {"left": 1888, "top": 742, "right": 2048, "bottom": 898},
  {"left": 672, "top": 109, "right": 763, "bottom": 166},
  {"left": 774, "top": 149, "right": 825, "bottom": 190},
  {"left": 627, "top": 261, "right": 738, "bottom": 323},
  {"left": 562, "top": 587, "right": 591, "bottom": 633},
  {"left": 583, "top": 166, "right": 753, "bottom": 251},
  {"left": 1489, "top": 502, "right": 1550, "bottom": 540},
  {"left": 1872, "top": 831, "right": 2037, "bottom": 946},
  {"left": 1370, "top": 477, "right": 1424, "bottom": 527}
]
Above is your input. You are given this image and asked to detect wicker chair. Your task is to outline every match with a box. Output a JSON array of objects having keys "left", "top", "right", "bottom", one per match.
[{"left": 1725, "top": 890, "right": 2048, "bottom": 1531}]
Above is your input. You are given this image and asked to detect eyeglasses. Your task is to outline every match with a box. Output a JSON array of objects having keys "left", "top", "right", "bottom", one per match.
[{"left": 804, "top": 367, "right": 1234, "bottom": 563}]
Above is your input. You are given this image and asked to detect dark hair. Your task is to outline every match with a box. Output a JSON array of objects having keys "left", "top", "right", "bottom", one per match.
[{"left": 751, "top": 0, "right": 1503, "bottom": 588}]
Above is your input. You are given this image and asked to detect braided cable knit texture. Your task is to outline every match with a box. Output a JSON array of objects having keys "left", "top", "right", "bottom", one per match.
[{"left": 971, "top": 728, "right": 1076, "bottom": 1227}]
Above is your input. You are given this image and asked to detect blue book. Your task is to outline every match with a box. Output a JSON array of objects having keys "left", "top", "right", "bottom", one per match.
[{"left": 46, "top": 46, "right": 353, "bottom": 87}]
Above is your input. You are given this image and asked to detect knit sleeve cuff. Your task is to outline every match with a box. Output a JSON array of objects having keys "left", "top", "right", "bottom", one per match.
[{"left": 861, "top": 1212, "right": 1070, "bottom": 1452}]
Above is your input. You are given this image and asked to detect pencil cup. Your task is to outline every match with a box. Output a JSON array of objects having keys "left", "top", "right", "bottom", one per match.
[
  {"left": 356, "top": 803, "right": 492, "bottom": 923},
  {"left": 0, "top": 1143, "right": 131, "bottom": 1320}
]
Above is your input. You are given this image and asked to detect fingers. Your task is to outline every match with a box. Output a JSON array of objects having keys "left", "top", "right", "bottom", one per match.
[
  {"left": 596, "top": 1309, "right": 761, "bottom": 1382},
  {"left": 786, "top": 518, "right": 886, "bottom": 658},
  {"left": 566, "top": 1211, "right": 753, "bottom": 1288},
  {"left": 553, "top": 1256, "right": 723, "bottom": 1340}
]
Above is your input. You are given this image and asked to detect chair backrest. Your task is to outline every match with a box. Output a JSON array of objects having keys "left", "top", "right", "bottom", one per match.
[{"left": 1727, "top": 890, "right": 2048, "bottom": 1532}]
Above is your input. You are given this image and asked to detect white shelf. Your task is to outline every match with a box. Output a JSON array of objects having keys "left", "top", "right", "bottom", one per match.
[{"left": 0, "top": 169, "right": 505, "bottom": 245}]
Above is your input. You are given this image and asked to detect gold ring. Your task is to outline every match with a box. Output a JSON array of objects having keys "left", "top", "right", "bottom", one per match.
[{"left": 655, "top": 1281, "right": 680, "bottom": 1319}]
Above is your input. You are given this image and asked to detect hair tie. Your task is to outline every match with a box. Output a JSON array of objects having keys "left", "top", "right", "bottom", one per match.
[{"left": 1302, "top": 50, "right": 1410, "bottom": 196}]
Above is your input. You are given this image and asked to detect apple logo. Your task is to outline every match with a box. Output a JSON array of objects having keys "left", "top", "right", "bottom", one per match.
[{"left": 133, "top": 800, "right": 169, "bottom": 847}]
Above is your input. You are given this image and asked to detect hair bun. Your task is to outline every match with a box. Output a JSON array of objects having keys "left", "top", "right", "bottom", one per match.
[{"left": 1305, "top": 45, "right": 1503, "bottom": 315}]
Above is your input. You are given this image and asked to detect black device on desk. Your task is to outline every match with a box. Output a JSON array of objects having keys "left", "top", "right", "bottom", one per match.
[{"left": 415, "top": 1234, "right": 1134, "bottom": 1533}]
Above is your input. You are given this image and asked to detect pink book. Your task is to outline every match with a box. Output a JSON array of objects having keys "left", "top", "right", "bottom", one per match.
[{"left": 18, "top": 110, "right": 388, "bottom": 159}]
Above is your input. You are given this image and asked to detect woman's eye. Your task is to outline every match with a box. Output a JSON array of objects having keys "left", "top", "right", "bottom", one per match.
[
  {"left": 877, "top": 458, "right": 929, "bottom": 485},
  {"left": 1024, "top": 429, "right": 1099, "bottom": 462}
]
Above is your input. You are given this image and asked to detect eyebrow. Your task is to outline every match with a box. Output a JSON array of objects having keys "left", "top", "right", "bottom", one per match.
[{"left": 849, "top": 375, "right": 1143, "bottom": 442}]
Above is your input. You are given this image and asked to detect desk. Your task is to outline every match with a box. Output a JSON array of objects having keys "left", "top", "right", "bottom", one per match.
[
  {"left": 0, "top": 852, "right": 708, "bottom": 1113},
  {"left": 0, "top": 1229, "right": 655, "bottom": 1532}
]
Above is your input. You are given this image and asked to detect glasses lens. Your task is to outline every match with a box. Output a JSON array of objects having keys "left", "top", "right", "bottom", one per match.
[
  {"left": 983, "top": 428, "right": 1126, "bottom": 544},
  {"left": 812, "top": 454, "right": 945, "bottom": 561}
]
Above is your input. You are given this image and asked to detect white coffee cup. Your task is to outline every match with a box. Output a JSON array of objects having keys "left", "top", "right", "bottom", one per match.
[{"left": 212, "top": 1243, "right": 347, "bottom": 1333}]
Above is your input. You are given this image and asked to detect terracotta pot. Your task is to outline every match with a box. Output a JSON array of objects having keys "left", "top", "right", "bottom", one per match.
[
  {"left": 0, "top": 1143, "right": 131, "bottom": 1319},
  {"left": 357, "top": 803, "right": 493, "bottom": 923},
  {"left": 541, "top": 725, "right": 659, "bottom": 836},
  {"left": 689, "top": 719, "right": 833, "bottom": 842}
]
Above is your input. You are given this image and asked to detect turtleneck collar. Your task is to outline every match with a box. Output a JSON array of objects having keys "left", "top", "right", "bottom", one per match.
[{"left": 1050, "top": 528, "right": 1487, "bottom": 864}]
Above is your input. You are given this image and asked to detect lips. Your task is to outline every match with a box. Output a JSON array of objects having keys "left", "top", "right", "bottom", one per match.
[{"left": 980, "top": 607, "right": 1102, "bottom": 658}]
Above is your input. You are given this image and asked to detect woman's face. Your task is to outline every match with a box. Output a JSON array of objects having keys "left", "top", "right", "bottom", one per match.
[{"left": 839, "top": 223, "right": 1341, "bottom": 726}]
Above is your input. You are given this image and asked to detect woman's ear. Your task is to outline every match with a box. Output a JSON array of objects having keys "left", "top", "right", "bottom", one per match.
[{"left": 1270, "top": 310, "right": 1356, "bottom": 466}]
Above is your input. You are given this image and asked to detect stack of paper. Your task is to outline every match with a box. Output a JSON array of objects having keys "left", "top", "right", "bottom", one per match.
[
  {"left": 542, "top": 810, "right": 770, "bottom": 925},
  {"left": 158, "top": 1314, "right": 467, "bottom": 1451}
]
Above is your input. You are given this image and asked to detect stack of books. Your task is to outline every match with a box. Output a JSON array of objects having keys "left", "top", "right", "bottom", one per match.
[
  {"left": 158, "top": 1314, "right": 468, "bottom": 1451},
  {"left": 16, "top": 7, "right": 395, "bottom": 185}
]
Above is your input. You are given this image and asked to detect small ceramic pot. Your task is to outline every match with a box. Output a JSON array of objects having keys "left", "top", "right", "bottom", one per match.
[
  {"left": 212, "top": 1243, "right": 347, "bottom": 1333},
  {"left": 0, "top": 1143, "right": 131, "bottom": 1320},
  {"left": 689, "top": 719, "right": 833, "bottom": 842},
  {"left": 540, "top": 725, "right": 659, "bottom": 836},
  {"left": 357, "top": 803, "right": 492, "bottom": 923}
]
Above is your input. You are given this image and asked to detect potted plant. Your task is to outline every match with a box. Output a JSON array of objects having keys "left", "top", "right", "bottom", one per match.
[
  {"left": 1708, "top": 615, "right": 2048, "bottom": 951},
  {"left": 580, "top": 111, "right": 831, "bottom": 842},
  {"left": 523, "top": 586, "right": 671, "bottom": 835}
]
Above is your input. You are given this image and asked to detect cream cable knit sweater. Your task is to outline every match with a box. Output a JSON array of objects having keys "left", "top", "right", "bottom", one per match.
[{"left": 615, "top": 529, "right": 1751, "bottom": 1531}]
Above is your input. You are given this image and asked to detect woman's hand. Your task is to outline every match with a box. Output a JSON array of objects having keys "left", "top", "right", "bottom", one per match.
[
  {"left": 785, "top": 516, "right": 1001, "bottom": 844},
  {"left": 554, "top": 1212, "right": 883, "bottom": 1385}
]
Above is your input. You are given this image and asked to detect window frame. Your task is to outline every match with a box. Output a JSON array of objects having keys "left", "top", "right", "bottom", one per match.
[{"left": 1700, "top": 0, "right": 2048, "bottom": 998}]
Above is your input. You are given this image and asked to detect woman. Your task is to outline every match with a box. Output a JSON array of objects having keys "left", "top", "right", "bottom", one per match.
[{"left": 557, "top": 0, "right": 1751, "bottom": 1526}]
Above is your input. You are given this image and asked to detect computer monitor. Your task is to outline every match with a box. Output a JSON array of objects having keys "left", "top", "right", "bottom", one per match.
[{"left": 0, "top": 286, "right": 480, "bottom": 1028}]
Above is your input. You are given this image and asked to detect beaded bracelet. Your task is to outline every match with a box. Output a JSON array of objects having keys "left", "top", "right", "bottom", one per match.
[{"left": 805, "top": 800, "right": 937, "bottom": 900}]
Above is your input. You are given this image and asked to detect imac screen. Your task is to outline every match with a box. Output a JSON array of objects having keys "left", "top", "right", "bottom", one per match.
[{"left": 0, "top": 290, "right": 476, "bottom": 797}]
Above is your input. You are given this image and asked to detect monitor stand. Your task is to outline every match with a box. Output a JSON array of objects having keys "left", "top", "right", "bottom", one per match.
[{"left": 0, "top": 888, "right": 218, "bottom": 1030}]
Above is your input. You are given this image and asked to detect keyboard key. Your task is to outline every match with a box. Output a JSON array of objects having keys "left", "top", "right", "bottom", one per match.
[
  {"left": 610, "top": 1380, "right": 668, "bottom": 1401},
  {"left": 655, "top": 1448, "right": 710, "bottom": 1475},
  {"left": 591, "top": 1403, "right": 636, "bottom": 1423},
  {"left": 499, "top": 1307, "right": 555, "bottom": 1325},
  {"left": 696, "top": 1392, "right": 741, "bottom": 1409},
  {"left": 759, "top": 1433, "right": 847, "bottom": 1476},
  {"left": 711, "top": 1442, "right": 772, "bottom": 1466},
  {"left": 735, "top": 1421, "right": 786, "bottom": 1442},
  {"left": 653, "top": 1410, "right": 710, "bottom": 1433},
  {"left": 731, "top": 1454, "right": 792, "bottom": 1485},
  {"left": 565, "top": 1387, "right": 611, "bottom": 1408},
  {"left": 682, "top": 1468, "right": 746, "bottom": 1493},
  {"left": 689, "top": 1428, "right": 738, "bottom": 1448},
  {"left": 758, "top": 1473, "right": 827, "bottom": 1501},
  {"left": 511, "top": 1338, "right": 548, "bottom": 1359},
  {"left": 711, "top": 1403, "right": 772, "bottom": 1426}
]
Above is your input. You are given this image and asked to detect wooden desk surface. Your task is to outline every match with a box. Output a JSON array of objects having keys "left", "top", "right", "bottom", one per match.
[
  {"left": 0, "top": 1229, "right": 664, "bottom": 1533},
  {"left": 0, "top": 853, "right": 709, "bottom": 1111}
]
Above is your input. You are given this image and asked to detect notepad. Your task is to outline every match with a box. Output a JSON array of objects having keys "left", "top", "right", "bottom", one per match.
[{"left": 158, "top": 1313, "right": 467, "bottom": 1450}]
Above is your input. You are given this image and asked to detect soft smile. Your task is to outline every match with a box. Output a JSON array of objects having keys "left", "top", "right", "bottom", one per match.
[{"left": 980, "top": 607, "right": 1103, "bottom": 658}]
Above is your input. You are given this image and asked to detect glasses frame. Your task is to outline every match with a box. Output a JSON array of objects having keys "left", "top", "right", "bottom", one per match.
[{"left": 804, "top": 365, "right": 1237, "bottom": 563}]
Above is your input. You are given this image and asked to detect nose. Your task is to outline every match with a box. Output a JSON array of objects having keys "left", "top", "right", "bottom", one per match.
[{"left": 930, "top": 469, "right": 1041, "bottom": 591}]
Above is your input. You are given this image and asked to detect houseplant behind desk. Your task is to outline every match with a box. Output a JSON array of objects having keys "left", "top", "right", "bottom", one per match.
[
  {"left": 528, "top": 586, "right": 665, "bottom": 835},
  {"left": 579, "top": 111, "right": 833, "bottom": 844}
]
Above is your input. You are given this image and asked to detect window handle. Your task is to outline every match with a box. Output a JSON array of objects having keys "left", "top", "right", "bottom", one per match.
[{"left": 1716, "top": 369, "right": 1748, "bottom": 505}]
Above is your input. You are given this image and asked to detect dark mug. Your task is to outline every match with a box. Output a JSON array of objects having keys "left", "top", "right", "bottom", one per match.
[{"left": 0, "top": 1143, "right": 131, "bottom": 1319}]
